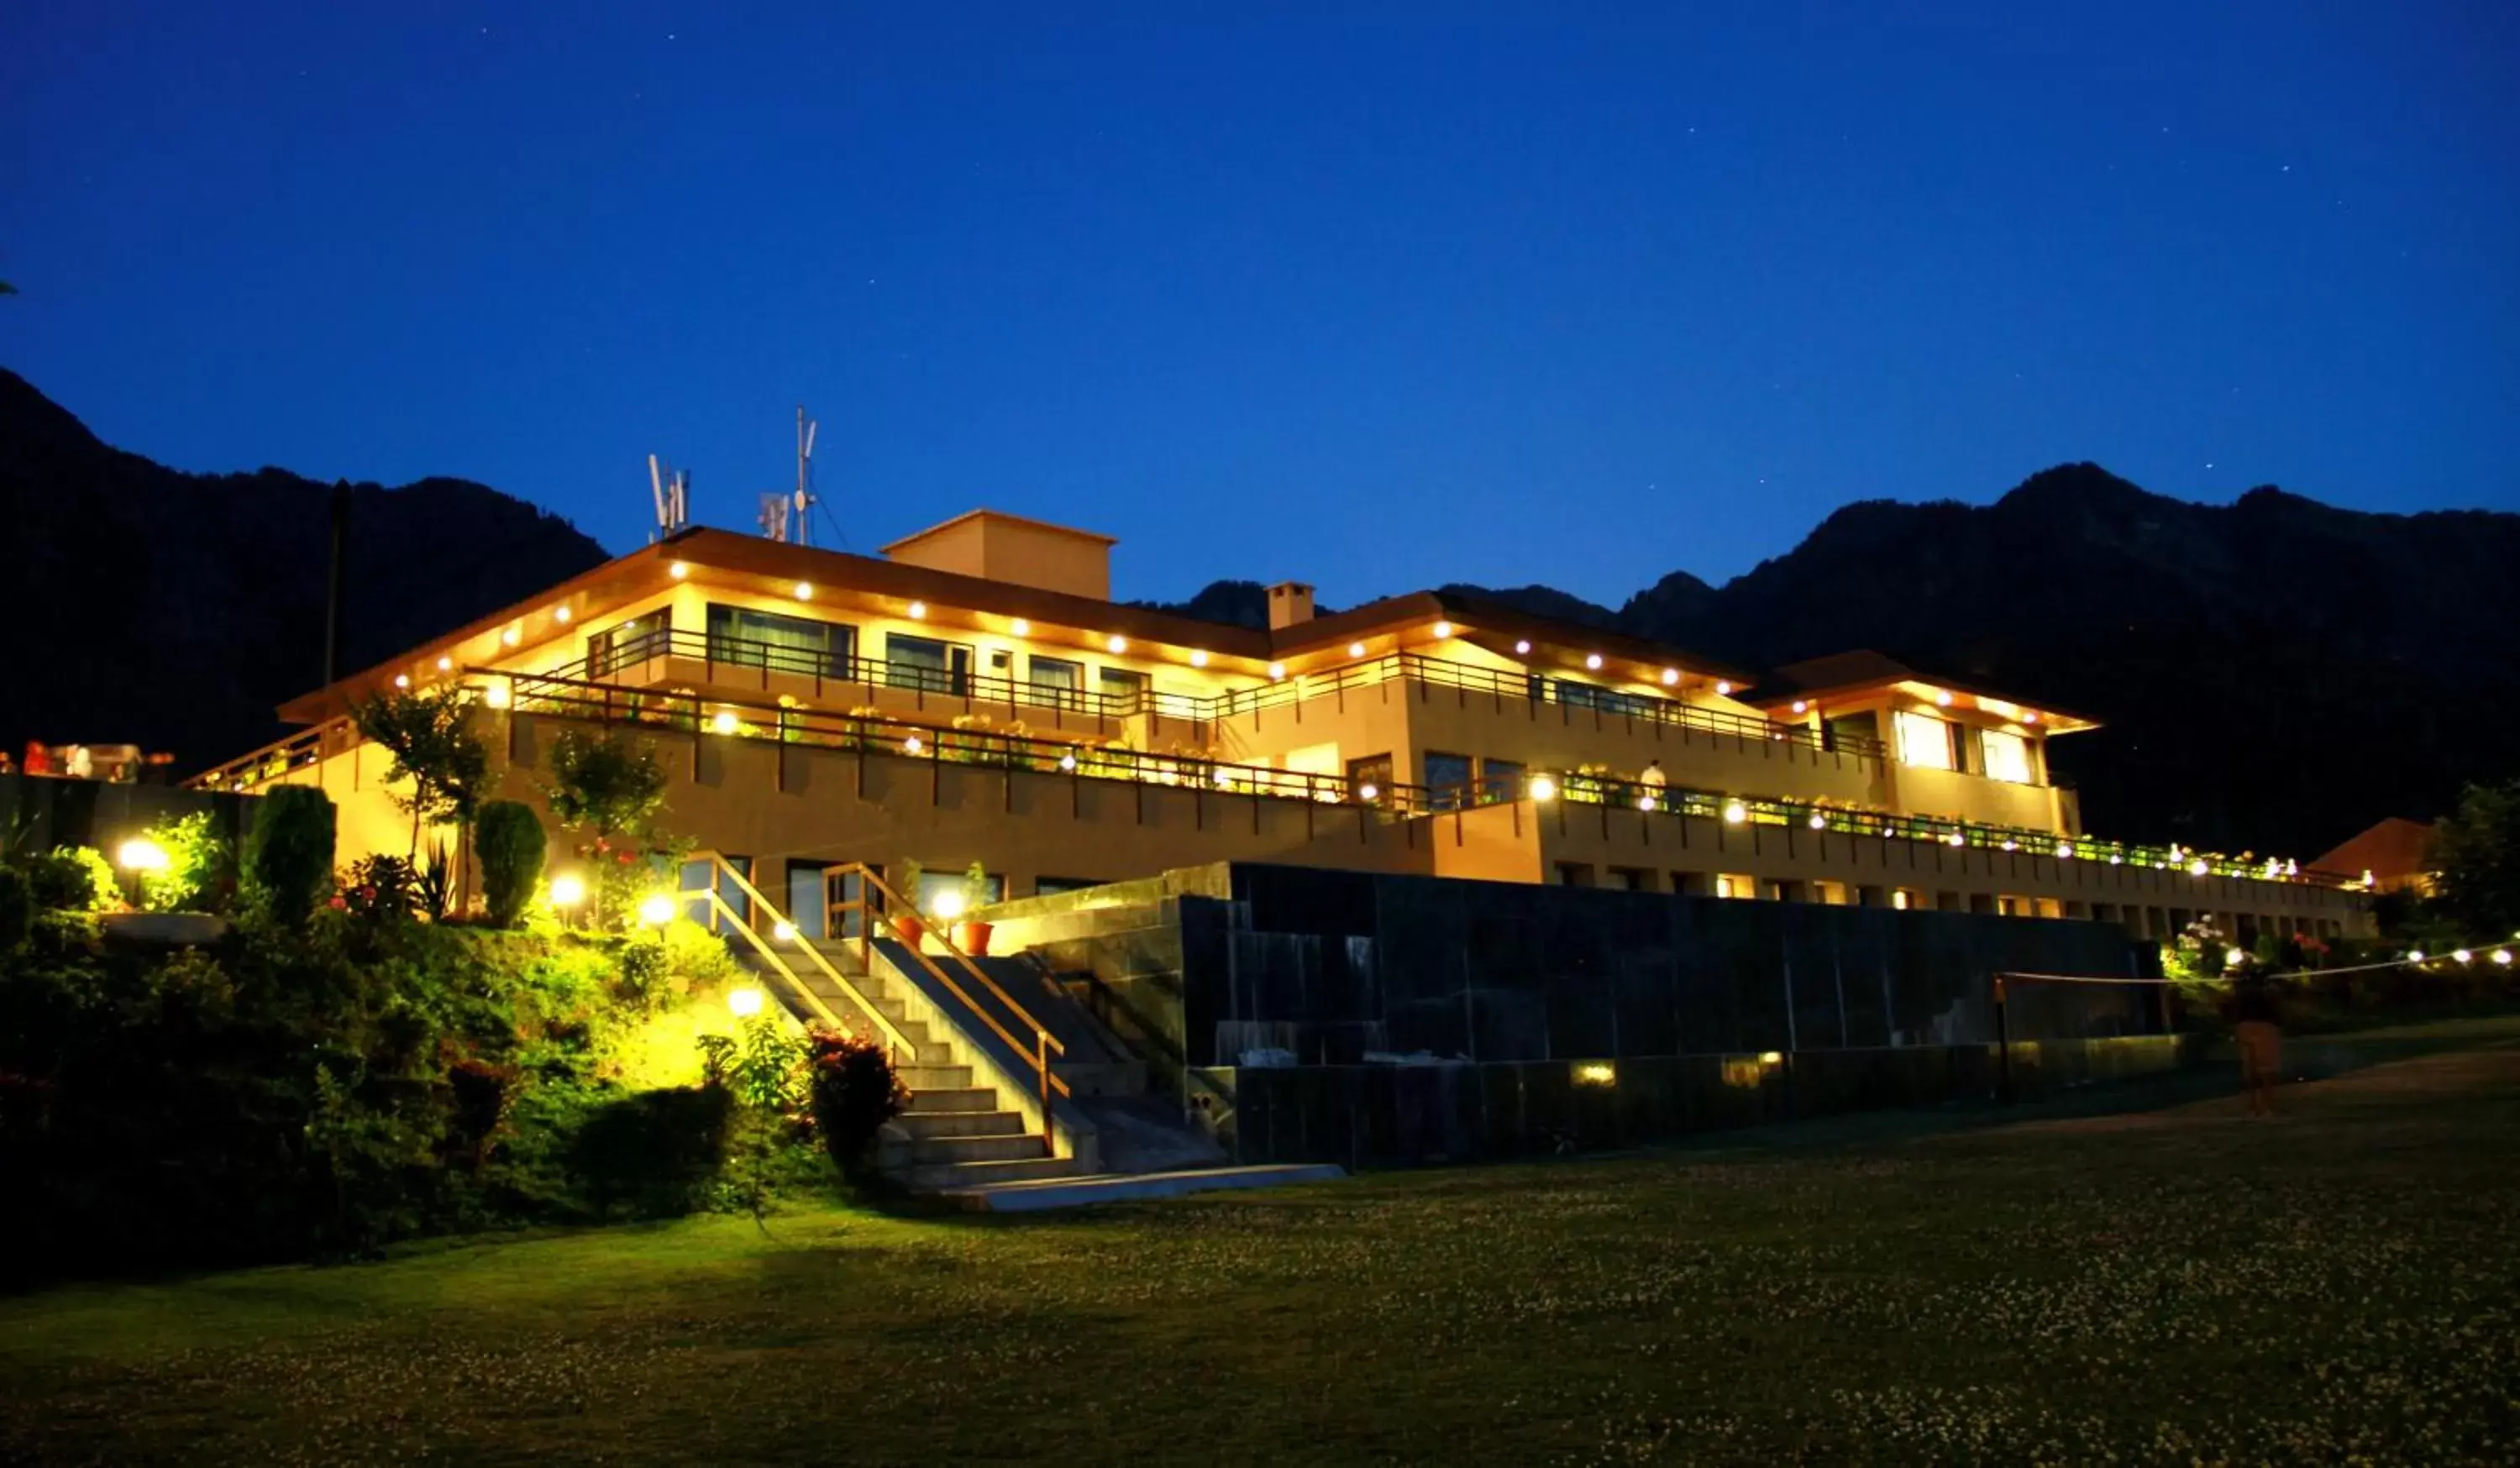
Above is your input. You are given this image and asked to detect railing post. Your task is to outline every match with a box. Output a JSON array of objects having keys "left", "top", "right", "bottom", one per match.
[{"left": 1037, "top": 1028, "right": 1054, "bottom": 1156}]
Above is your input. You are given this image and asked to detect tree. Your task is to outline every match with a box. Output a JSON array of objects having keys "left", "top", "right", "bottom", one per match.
[
  {"left": 2429, "top": 779, "right": 2520, "bottom": 939},
  {"left": 354, "top": 688, "right": 491, "bottom": 858},
  {"left": 247, "top": 786, "right": 336, "bottom": 927},
  {"left": 541, "top": 727, "right": 667, "bottom": 845}
]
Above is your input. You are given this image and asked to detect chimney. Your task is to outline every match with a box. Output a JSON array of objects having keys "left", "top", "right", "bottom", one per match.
[{"left": 1267, "top": 581, "right": 1315, "bottom": 631}]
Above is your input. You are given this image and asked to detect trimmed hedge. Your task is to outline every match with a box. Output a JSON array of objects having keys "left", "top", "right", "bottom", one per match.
[
  {"left": 246, "top": 785, "right": 336, "bottom": 926},
  {"left": 474, "top": 800, "right": 547, "bottom": 928}
]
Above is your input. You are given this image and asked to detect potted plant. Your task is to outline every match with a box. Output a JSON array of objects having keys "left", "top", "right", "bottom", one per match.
[
  {"left": 890, "top": 858, "right": 925, "bottom": 949},
  {"left": 954, "top": 860, "right": 995, "bottom": 957}
]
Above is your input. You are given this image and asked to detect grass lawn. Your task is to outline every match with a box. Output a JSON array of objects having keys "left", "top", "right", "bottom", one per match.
[{"left": 6, "top": 1020, "right": 2517, "bottom": 1465}]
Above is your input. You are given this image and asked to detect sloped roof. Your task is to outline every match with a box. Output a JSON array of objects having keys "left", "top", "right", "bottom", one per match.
[{"left": 2312, "top": 817, "right": 2436, "bottom": 882}]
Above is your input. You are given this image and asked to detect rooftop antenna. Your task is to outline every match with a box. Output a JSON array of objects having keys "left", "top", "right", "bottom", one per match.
[
  {"left": 793, "top": 403, "right": 819, "bottom": 548},
  {"left": 648, "top": 454, "right": 689, "bottom": 540}
]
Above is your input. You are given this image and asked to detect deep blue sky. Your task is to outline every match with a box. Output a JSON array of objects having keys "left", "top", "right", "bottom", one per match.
[{"left": 7, "top": 3, "right": 2516, "bottom": 607}]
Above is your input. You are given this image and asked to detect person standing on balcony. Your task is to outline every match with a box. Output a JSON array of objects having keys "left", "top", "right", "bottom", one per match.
[{"left": 1639, "top": 759, "right": 1667, "bottom": 800}]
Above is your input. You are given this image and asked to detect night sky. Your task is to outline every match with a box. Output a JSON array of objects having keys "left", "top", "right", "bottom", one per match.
[{"left": 7, "top": 3, "right": 2515, "bottom": 607}]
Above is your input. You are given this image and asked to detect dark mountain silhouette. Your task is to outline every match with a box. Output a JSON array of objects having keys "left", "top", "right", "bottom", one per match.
[
  {"left": 1157, "top": 464, "right": 2520, "bottom": 857},
  {"left": 2, "top": 368, "right": 609, "bottom": 772}
]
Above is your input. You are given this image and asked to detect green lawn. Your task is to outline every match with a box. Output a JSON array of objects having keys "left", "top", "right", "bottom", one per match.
[{"left": 7, "top": 1023, "right": 2517, "bottom": 1465}]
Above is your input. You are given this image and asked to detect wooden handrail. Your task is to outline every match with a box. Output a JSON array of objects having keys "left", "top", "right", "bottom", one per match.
[
  {"left": 681, "top": 854, "right": 919, "bottom": 1061},
  {"left": 822, "top": 862, "right": 1073, "bottom": 1137}
]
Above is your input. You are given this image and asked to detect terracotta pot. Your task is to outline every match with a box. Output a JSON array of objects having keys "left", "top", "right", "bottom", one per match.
[
  {"left": 892, "top": 913, "right": 925, "bottom": 949},
  {"left": 955, "top": 920, "right": 994, "bottom": 957}
]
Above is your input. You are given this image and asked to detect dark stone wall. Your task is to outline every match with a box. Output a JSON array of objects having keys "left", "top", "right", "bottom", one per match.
[
  {"left": 1199, "top": 864, "right": 2158, "bottom": 1068},
  {"left": 1198, "top": 1036, "right": 2197, "bottom": 1167}
]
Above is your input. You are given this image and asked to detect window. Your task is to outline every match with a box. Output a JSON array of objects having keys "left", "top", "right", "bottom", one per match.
[
  {"left": 1894, "top": 710, "right": 1957, "bottom": 770},
  {"left": 1980, "top": 728, "right": 2034, "bottom": 784},
  {"left": 1479, "top": 758, "right": 1525, "bottom": 805},
  {"left": 1028, "top": 655, "right": 1084, "bottom": 710},
  {"left": 786, "top": 861, "right": 839, "bottom": 940},
  {"left": 588, "top": 610, "right": 670, "bottom": 677},
  {"left": 1891, "top": 889, "right": 1916, "bottom": 911},
  {"left": 1608, "top": 867, "right": 1659, "bottom": 893},
  {"left": 1423, "top": 751, "right": 1473, "bottom": 810},
  {"left": 1032, "top": 876, "right": 1105, "bottom": 898},
  {"left": 886, "top": 633, "right": 969, "bottom": 694},
  {"left": 1715, "top": 873, "right": 1757, "bottom": 899},
  {"left": 1097, "top": 666, "right": 1147, "bottom": 710},
  {"left": 1556, "top": 680, "right": 1655, "bottom": 719},
  {"left": 914, "top": 867, "right": 1004, "bottom": 915},
  {"left": 706, "top": 605, "right": 853, "bottom": 677},
  {"left": 1813, "top": 880, "right": 1850, "bottom": 906},
  {"left": 1556, "top": 862, "right": 1597, "bottom": 887},
  {"left": 1825, "top": 710, "right": 1881, "bottom": 754}
]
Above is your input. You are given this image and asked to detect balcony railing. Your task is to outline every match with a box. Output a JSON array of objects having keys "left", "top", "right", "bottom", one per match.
[{"left": 185, "top": 673, "right": 2354, "bottom": 892}]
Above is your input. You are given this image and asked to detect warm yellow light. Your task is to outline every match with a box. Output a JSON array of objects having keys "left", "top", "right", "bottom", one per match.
[
  {"left": 2224, "top": 946, "right": 2247, "bottom": 967},
  {"left": 1267, "top": 662, "right": 1286, "bottom": 680},
  {"left": 1357, "top": 783, "right": 1378, "bottom": 802},
  {"left": 2108, "top": 853, "right": 2122, "bottom": 865},
  {"left": 1347, "top": 641, "right": 1366, "bottom": 658},
  {"left": 1935, "top": 690, "right": 1953, "bottom": 706},
  {"left": 930, "top": 889, "right": 967, "bottom": 921},
  {"left": 2407, "top": 949, "right": 2425, "bottom": 963},
  {"left": 501, "top": 627, "right": 522, "bottom": 647},
  {"left": 2189, "top": 859, "right": 2209, "bottom": 877},
  {"left": 1714, "top": 679, "right": 1733, "bottom": 696},
  {"left": 2453, "top": 948, "right": 2474, "bottom": 965},
  {"left": 711, "top": 710, "right": 739, "bottom": 735},
  {"left": 638, "top": 894, "right": 676, "bottom": 926},
  {"left": 2057, "top": 842, "right": 2076, "bottom": 859},
  {"left": 1058, "top": 752, "right": 1078, "bottom": 772},
  {"left": 2001, "top": 839, "right": 2018, "bottom": 852},
  {"left": 1661, "top": 668, "right": 1679, "bottom": 686},
  {"left": 2023, "top": 710, "right": 2040, "bottom": 723},
  {"left": 1514, "top": 639, "right": 1532, "bottom": 654},
  {"left": 1636, "top": 794, "right": 1656, "bottom": 811},
  {"left": 1008, "top": 616, "right": 1028, "bottom": 636},
  {"left": 1572, "top": 1062, "right": 1617, "bottom": 1088},
  {"left": 483, "top": 680, "right": 512, "bottom": 709},
  {"left": 669, "top": 560, "right": 690, "bottom": 579},
  {"left": 117, "top": 837, "right": 169, "bottom": 873},
  {"left": 1433, "top": 621, "right": 1454, "bottom": 638},
  {"left": 1583, "top": 653, "right": 1603, "bottom": 670},
  {"left": 1528, "top": 774, "right": 1558, "bottom": 801},
  {"left": 2494, "top": 949, "right": 2512, "bottom": 967},
  {"left": 727, "top": 986, "right": 765, "bottom": 1017},
  {"left": 1107, "top": 634, "right": 1127, "bottom": 653},
  {"left": 1723, "top": 801, "right": 1747, "bottom": 825},
  {"left": 903, "top": 734, "right": 924, "bottom": 755},
  {"left": 547, "top": 873, "right": 586, "bottom": 908},
  {"left": 394, "top": 674, "right": 411, "bottom": 689},
  {"left": 1810, "top": 812, "right": 1828, "bottom": 831},
  {"left": 772, "top": 920, "right": 798, "bottom": 943},
  {"left": 436, "top": 656, "right": 453, "bottom": 672},
  {"left": 554, "top": 605, "right": 571, "bottom": 623},
  {"left": 1189, "top": 649, "right": 1209, "bottom": 668},
  {"left": 1758, "top": 1051, "right": 1784, "bottom": 1066},
  {"left": 1946, "top": 831, "right": 1965, "bottom": 847},
  {"left": 907, "top": 600, "right": 927, "bottom": 620},
  {"left": 794, "top": 581, "right": 815, "bottom": 600}
]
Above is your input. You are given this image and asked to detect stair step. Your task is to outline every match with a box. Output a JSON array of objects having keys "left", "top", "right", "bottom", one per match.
[
  {"left": 896, "top": 1064, "right": 975, "bottom": 1090},
  {"left": 909, "top": 1132, "right": 1049, "bottom": 1165},
  {"left": 903, "top": 1087, "right": 998, "bottom": 1114},
  {"left": 893, "top": 1109, "right": 1026, "bottom": 1140},
  {"left": 896, "top": 1154, "right": 1085, "bottom": 1192}
]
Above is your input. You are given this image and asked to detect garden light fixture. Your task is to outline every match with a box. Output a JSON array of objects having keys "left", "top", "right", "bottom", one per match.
[
  {"left": 117, "top": 838, "right": 169, "bottom": 873},
  {"left": 638, "top": 894, "right": 676, "bottom": 926},
  {"left": 547, "top": 873, "right": 585, "bottom": 909},
  {"left": 727, "top": 986, "right": 764, "bottom": 1017}
]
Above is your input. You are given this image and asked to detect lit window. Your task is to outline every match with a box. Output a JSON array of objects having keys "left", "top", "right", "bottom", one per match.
[
  {"left": 1893, "top": 710, "right": 1956, "bottom": 771},
  {"left": 1980, "top": 728, "right": 2033, "bottom": 784}
]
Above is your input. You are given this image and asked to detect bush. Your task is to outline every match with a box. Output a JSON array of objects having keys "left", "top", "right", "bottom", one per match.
[
  {"left": 806, "top": 1026, "right": 907, "bottom": 1177},
  {"left": 474, "top": 801, "right": 547, "bottom": 928},
  {"left": 565, "top": 1084, "right": 737, "bottom": 1218},
  {"left": 342, "top": 854, "right": 423, "bottom": 922},
  {"left": 247, "top": 786, "right": 336, "bottom": 926},
  {"left": 134, "top": 810, "right": 227, "bottom": 914},
  {"left": 0, "top": 865, "right": 32, "bottom": 952},
  {"left": 23, "top": 847, "right": 114, "bottom": 911}
]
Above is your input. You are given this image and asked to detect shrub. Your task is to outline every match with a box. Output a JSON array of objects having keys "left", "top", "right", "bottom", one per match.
[
  {"left": 0, "top": 865, "right": 31, "bottom": 952},
  {"left": 474, "top": 801, "right": 546, "bottom": 928},
  {"left": 342, "top": 854, "right": 423, "bottom": 922},
  {"left": 565, "top": 1085, "right": 736, "bottom": 1218},
  {"left": 22, "top": 847, "right": 115, "bottom": 911},
  {"left": 806, "top": 1026, "right": 907, "bottom": 1177},
  {"left": 247, "top": 786, "right": 336, "bottom": 925},
  {"left": 133, "top": 810, "right": 227, "bottom": 913}
]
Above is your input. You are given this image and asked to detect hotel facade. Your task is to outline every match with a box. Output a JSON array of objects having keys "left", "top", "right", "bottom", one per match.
[{"left": 200, "top": 509, "right": 2369, "bottom": 948}]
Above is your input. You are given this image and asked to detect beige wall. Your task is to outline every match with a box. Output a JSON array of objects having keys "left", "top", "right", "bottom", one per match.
[
  {"left": 881, "top": 514, "right": 1114, "bottom": 601},
  {"left": 1893, "top": 764, "right": 2071, "bottom": 834}
]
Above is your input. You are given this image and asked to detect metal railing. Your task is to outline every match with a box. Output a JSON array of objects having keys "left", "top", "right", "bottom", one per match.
[
  {"left": 547, "top": 627, "right": 1149, "bottom": 721},
  {"left": 680, "top": 852, "right": 919, "bottom": 1062},
  {"left": 822, "top": 860, "right": 1069, "bottom": 1156},
  {"left": 191, "top": 721, "right": 340, "bottom": 793}
]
